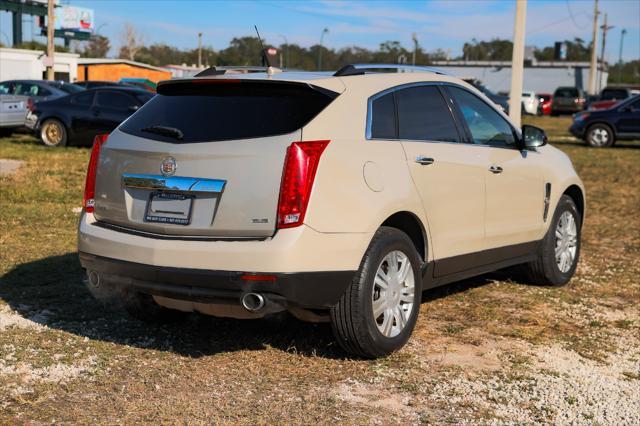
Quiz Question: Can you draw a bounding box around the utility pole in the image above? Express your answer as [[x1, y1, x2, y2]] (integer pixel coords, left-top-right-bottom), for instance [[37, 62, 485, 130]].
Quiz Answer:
[[279, 34, 289, 68], [587, 0, 600, 95], [618, 28, 627, 83], [598, 14, 614, 92], [412, 33, 418, 66], [197, 32, 202, 68], [317, 28, 328, 71], [46, 0, 55, 81], [509, 0, 526, 127]]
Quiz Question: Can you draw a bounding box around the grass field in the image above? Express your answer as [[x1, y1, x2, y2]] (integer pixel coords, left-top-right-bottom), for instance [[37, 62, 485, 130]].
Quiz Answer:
[[1, 116, 638, 424]]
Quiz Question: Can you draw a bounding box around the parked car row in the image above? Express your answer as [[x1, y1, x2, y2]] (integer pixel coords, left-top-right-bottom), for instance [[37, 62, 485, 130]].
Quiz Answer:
[[26, 86, 154, 146], [0, 79, 155, 145]]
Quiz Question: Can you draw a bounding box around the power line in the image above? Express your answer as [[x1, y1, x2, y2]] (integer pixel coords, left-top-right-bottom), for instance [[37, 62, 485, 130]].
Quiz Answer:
[[566, 0, 588, 29]]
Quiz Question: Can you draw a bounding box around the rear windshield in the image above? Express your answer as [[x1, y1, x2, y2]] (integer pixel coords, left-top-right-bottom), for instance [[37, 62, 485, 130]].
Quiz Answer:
[[119, 81, 338, 143], [600, 89, 628, 100], [554, 87, 579, 98]]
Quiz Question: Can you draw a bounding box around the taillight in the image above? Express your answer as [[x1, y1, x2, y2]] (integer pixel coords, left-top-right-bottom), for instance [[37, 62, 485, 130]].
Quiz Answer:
[[277, 140, 330, 229], [82, 134, 109, 213], [26, 98, 34, 112]]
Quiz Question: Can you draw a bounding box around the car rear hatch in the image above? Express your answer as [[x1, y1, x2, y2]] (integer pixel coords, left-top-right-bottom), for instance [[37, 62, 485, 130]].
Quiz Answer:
[[92, 77, 341, 238]]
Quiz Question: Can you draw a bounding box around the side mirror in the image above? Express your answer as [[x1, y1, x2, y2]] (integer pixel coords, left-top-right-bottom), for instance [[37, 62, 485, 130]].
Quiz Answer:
[[522, 124, 547, 149]]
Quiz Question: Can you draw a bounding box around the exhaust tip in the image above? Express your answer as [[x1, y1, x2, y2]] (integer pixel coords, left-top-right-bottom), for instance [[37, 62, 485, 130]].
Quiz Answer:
[[87, 270, 100, 288], [241, 292, 265, 312]]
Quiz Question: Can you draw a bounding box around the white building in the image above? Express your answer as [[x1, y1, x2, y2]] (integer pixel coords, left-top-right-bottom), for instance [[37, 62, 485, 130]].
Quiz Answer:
[[161, 64, 204, 78], [431, 60, 609, 95], [0, 48, 79, 82]]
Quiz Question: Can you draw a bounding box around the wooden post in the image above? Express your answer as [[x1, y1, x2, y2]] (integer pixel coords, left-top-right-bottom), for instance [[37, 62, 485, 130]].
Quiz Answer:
[[46, 0, 55, 81]]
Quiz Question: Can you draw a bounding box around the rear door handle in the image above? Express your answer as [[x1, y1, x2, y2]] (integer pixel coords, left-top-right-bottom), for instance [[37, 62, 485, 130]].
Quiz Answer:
[[415, 156, 435, 165], [489, 165, 503, 174]]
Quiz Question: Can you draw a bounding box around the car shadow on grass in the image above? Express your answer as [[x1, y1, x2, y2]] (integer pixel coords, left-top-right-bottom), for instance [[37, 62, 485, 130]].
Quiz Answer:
[[1, 252, 531, 360]]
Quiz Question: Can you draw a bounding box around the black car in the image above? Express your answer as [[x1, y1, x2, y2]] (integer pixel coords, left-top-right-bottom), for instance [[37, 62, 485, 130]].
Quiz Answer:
[[26, 87, 154, 147], [569, 95, 640, 148]]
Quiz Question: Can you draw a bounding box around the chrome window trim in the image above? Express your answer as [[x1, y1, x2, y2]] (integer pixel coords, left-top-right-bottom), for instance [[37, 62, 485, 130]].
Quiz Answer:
[[365, 81, 521, 149], [122, 174, 226, 194]]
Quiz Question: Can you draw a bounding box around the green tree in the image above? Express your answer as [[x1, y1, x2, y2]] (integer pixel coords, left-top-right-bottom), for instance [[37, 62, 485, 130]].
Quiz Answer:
[[608, 60, 640, 85], [534, 38, 592, 61], [16, 40, 69, 53], [462, 38, 512, 61], [81, 35, 110, 58]]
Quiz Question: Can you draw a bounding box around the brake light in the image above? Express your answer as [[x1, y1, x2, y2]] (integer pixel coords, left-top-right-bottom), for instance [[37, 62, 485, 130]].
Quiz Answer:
[[277, 140, 330, 229], [26, 98, 34, 112], [82, 134, 109, 213]]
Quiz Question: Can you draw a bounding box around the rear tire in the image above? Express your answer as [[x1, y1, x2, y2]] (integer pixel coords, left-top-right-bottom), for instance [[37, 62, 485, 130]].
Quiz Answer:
[[526, 195, 581, 286], [121, 291, 188, 323], [330, 227, 422, 358], [40, 119, 67, 147], [585, 123, 614, 148]]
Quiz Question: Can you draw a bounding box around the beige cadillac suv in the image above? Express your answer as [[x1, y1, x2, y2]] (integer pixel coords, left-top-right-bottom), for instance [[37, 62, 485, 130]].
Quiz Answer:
[[78, 64, 585, 358]]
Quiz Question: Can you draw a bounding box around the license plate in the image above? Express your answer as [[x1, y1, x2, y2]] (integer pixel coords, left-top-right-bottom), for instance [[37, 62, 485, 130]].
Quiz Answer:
[[144, 192, 194, 225]]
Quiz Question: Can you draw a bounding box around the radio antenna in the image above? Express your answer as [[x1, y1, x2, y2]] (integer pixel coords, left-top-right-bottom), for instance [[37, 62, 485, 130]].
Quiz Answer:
[[254, 25, 271, 69]]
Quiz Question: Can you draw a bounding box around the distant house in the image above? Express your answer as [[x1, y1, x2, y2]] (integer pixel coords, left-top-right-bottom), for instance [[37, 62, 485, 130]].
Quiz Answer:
[[0, 47, 79, 82], [162, 64, 204, 78], [76, 58, 171, 83]]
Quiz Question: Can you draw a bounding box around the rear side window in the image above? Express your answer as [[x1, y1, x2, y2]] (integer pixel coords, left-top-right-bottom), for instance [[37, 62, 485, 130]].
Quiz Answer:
[[71, 91, 95, 106], [120, 81, 338, 143], [395, 86, 459, 142], [370, 92, 396, 139], [97, 91, 137, 109]]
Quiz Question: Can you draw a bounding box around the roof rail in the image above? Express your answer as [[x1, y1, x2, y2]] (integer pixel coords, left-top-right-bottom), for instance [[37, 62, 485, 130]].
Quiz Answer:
[[333, 64, 448, 77], [195, 65, 283, 77]]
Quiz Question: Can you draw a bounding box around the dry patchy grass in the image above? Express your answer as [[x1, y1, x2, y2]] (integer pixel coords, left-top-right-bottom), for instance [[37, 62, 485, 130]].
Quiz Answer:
[[1, 119, 639, 424]]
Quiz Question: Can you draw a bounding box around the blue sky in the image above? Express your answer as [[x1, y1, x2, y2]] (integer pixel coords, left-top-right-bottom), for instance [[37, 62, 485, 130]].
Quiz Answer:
[[2, 0, 638, 62]]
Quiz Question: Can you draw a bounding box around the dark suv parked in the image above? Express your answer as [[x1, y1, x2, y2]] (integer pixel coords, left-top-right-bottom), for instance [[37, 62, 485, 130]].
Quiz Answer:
[[551, 87, 585, 116], [569, 95, 640, 147]]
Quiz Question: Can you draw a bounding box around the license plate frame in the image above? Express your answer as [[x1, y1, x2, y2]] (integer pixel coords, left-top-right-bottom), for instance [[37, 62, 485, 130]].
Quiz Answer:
[[144, 191, 194, 226]]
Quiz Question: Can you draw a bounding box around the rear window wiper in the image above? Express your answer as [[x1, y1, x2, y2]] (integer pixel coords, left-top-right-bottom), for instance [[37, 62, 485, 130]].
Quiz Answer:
[[140, 125, 184, 140]]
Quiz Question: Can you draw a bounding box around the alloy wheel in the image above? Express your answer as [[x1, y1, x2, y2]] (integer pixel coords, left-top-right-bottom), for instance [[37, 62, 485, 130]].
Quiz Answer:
[[589, 127, 610, 147], [371, 250, 415, 338], [42, 121, 63, 146], [555, 211, 578, 273]]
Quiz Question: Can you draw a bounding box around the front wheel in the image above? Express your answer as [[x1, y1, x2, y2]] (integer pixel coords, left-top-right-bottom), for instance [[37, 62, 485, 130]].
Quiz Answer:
[[330, 227, 423, 358], [585, 123, 614, 148], [526, 195, 581, 286]]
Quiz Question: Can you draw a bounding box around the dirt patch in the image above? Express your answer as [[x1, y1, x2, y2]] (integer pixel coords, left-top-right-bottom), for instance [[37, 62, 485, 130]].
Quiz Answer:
[[0, 159, 23, 176], [0, 305, 49, 332]]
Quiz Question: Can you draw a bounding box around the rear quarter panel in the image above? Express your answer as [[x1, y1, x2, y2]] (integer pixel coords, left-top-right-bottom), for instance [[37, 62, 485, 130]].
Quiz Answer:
[[301, 78, 432, 258]]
